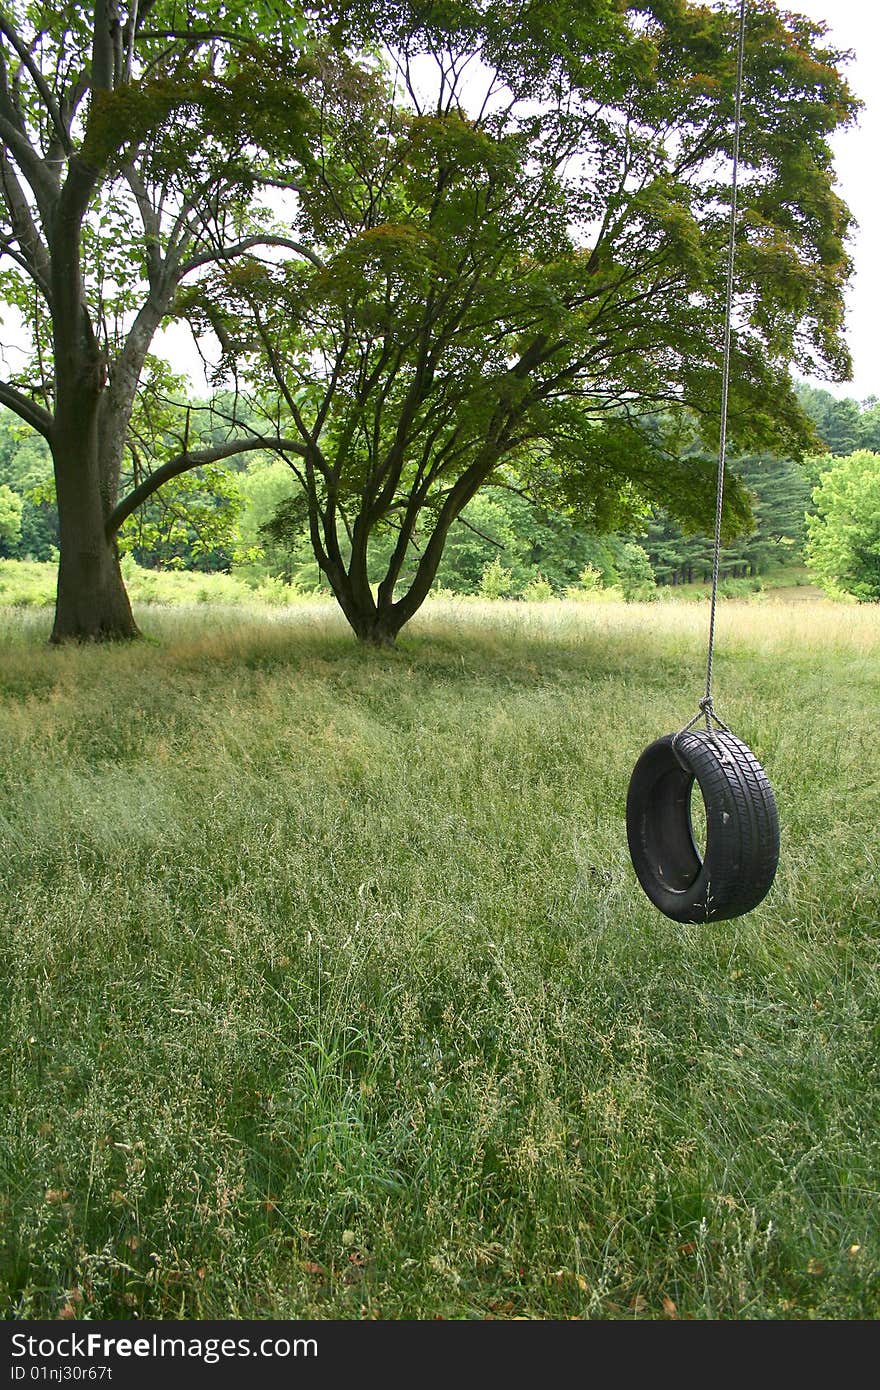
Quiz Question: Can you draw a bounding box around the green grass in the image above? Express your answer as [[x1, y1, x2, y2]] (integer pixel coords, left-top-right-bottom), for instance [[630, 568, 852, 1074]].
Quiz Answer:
[[0, 557, 824, 611], [0, 558, 302, 609], [0, 596, 878, 1320]]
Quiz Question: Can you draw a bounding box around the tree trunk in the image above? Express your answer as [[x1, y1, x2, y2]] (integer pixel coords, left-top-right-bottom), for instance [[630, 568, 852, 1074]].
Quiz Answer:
[[317, 551, 402, 647], [351, 606, 402, 647], [50, 414, 139, 643], [44, 147, 146, 642], [52, 534, 137, 643]]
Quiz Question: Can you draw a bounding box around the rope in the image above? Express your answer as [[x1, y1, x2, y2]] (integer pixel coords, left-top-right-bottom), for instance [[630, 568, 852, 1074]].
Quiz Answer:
[[676, 0, 747, 753]]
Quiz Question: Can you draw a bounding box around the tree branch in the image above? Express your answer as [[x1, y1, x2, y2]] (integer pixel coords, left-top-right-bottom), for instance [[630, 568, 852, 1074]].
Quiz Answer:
[[0, 17, 71, 154], [136, 29, 256, 43], [91, 0, 120, 95], [122, 161, 162, 283], [105, 434, 307, 537], [177, 235, 325, 278], [0, 148, 52, 298], [0, 110, 59, 215], [0, 378, 53, 437]]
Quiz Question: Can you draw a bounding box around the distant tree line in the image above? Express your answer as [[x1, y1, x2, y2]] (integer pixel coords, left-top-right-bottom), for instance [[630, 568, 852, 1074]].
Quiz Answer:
[[2, 384, 877, 598], [636, 387, 880, 587]]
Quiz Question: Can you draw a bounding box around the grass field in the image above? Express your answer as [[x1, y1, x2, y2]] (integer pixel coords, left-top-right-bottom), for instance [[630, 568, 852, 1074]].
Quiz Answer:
[[1, 594, 878, 1320]]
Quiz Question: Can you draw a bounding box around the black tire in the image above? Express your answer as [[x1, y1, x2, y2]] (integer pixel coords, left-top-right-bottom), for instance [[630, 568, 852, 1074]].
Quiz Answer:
[[626, 730, 779, 923]]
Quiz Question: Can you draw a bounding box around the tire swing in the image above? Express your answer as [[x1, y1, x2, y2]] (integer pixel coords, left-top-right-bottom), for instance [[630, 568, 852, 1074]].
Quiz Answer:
[[626, 0, 779, 924]]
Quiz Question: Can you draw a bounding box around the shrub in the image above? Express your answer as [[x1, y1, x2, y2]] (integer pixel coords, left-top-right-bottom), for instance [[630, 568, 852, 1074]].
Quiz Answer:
[[616, 542, 657, 602], [479, 556, 515, 599], [0, 559, 55, 607], [521, 574, 554, 602]]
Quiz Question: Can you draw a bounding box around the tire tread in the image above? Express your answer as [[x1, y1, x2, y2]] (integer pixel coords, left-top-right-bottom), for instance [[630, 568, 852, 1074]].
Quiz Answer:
[[627, 729, 779, 923]]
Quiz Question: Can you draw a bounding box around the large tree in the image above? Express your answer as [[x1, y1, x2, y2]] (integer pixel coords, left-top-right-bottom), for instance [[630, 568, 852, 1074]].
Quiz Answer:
[[181, 0, 858, 644], [0, 0, 319, 638]]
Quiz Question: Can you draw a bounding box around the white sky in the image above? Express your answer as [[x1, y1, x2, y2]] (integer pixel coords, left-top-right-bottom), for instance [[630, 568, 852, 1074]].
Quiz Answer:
[[791, 0, 879, 401]]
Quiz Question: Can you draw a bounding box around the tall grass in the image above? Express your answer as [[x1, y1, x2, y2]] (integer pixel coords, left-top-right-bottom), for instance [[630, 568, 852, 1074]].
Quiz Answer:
[[0, 596, 877, 1319], [0, 558, 304, 610]]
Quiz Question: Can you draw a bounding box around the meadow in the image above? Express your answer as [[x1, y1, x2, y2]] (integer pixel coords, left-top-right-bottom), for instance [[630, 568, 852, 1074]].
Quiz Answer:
[[0, 589, 878, 1319]]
